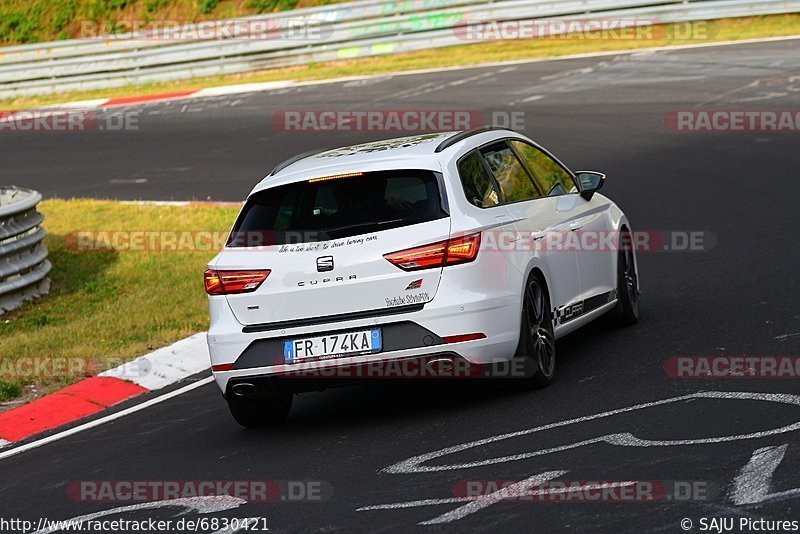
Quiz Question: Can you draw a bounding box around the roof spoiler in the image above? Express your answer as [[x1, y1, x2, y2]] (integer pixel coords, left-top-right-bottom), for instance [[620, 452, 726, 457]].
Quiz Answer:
[[270, 149, 325, 176], [434, 126, 513, 153]]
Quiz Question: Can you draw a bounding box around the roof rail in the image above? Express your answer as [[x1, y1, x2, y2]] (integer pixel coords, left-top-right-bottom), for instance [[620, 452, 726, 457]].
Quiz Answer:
[[270, 149, 325, 175], [434, 126, 513, 153]]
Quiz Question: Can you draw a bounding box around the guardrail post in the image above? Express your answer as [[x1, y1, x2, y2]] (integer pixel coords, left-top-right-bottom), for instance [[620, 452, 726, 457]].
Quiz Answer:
[[0, 186, 51, 315]]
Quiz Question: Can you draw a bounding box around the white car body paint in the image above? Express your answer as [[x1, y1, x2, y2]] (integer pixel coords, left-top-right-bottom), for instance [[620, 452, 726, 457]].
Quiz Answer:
[[0, 439, 9, 448], [207, 129, 634, 396]]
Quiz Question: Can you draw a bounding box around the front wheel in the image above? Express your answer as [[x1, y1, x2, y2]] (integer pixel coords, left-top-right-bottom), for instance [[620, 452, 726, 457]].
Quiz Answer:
[[227, 394, 293, 427], [515, 276, 556, 388]]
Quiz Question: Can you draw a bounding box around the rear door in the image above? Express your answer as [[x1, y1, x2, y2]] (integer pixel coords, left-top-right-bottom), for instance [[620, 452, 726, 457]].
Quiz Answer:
[[215, 169, 451, 326], [510, 140, 615, 301], [478, 140, 581, 312]]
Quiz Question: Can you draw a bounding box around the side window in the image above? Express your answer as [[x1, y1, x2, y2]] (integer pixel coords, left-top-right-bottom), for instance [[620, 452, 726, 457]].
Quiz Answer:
[[510, 140, 576, 197], [457, 151, 500, 208], [480, 142, 540, 203]]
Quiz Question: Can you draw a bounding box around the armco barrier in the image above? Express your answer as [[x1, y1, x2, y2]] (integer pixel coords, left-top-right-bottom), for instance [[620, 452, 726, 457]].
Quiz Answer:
[[0, 187, 50, 315], [0, 0, 798, 98]]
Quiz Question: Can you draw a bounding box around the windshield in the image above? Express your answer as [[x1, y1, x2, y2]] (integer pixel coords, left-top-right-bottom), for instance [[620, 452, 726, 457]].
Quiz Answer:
[[227, 169, 447, 247]]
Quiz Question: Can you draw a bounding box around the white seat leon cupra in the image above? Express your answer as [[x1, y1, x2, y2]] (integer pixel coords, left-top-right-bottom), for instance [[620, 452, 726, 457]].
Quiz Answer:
[[205, 127, 639, 426]]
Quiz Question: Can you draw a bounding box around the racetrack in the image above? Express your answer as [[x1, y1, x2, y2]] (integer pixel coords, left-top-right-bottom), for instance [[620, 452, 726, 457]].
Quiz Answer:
[[1, 38, 800, 532]]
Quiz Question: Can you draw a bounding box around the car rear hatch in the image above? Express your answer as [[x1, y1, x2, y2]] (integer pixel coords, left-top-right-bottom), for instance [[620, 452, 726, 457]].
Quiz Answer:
[[214, 169, 454, 327]]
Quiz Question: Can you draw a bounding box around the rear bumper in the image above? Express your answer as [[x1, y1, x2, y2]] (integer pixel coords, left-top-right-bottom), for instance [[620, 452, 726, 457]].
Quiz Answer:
[[223, 352, 480, 398], [207, 285, 521, 394]]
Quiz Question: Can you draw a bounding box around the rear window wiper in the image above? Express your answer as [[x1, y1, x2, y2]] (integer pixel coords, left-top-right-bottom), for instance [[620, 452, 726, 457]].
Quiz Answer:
[[321, 218, 405, 237]]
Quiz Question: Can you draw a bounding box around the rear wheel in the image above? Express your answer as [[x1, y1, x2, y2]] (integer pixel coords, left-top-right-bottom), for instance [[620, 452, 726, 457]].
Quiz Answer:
[[615, 229, 639, 325], [515, 275, 556, 388], [227, 394, 293, 427]]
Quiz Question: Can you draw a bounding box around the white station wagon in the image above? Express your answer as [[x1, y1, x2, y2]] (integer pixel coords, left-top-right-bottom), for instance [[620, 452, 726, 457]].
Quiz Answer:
[[205, 128, 639, 426]]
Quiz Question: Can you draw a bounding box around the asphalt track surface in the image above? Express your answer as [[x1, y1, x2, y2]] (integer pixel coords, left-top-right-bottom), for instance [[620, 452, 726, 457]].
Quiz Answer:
[[2, 39, 800, 533]]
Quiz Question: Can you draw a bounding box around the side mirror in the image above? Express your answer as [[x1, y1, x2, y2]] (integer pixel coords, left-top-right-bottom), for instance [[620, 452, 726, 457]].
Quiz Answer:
[[576, 171, 606, 201]]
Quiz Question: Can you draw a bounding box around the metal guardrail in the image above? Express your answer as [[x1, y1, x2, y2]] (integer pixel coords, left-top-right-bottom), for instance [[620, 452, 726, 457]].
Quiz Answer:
[[0, 187, 50, 315], [0, 0, 798, 98]]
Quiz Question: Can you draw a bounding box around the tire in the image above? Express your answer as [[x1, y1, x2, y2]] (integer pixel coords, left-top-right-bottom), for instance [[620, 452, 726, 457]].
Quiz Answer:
[[227, 394, 293, 427], [615, 229, 639, 326], [514, 274, 556, 388]]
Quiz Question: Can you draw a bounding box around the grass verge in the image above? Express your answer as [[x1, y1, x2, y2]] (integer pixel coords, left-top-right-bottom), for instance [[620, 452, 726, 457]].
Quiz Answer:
[[2, 14, 800, 111], [0, 0, 346, 45], [0, 199, 239, 402]]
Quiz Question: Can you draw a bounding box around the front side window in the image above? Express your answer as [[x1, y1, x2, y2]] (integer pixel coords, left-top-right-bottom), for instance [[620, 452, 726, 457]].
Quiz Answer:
[[480, 142, 540, 203], [457, 151, 500, 208], [228, 169, 447, 246], [510, 140, 576, 197]]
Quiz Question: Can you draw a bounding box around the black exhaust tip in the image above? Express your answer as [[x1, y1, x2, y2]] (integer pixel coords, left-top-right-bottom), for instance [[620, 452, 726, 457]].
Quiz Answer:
[[231, 382, 257, 397]]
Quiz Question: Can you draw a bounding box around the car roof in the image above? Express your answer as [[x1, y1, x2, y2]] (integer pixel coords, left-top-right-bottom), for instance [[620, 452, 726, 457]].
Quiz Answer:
[[249, 128, 524, 194]]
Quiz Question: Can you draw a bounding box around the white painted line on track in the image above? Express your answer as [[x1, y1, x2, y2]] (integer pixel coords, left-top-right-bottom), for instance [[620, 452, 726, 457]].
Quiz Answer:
[[0, 376, 214, 462], [384, 391, 800, 474], [422, 476, 630, 525], [731, 444, 788, 505], [193, 81, 293, 97], [358, 473, 644, 525], [422, 472, 564, 525], [729, 443, 800, 505]]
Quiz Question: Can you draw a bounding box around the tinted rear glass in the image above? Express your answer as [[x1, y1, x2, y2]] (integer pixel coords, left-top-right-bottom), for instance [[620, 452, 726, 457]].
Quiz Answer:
[[228, 170, 447, 247], [458, 151, 500, 208]]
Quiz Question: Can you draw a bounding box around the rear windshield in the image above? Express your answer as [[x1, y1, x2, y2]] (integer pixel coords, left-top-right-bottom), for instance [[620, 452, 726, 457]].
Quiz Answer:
[[228, 169, 447, 247]]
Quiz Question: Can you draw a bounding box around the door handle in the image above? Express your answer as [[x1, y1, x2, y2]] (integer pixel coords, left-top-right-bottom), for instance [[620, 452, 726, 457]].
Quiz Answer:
[[569, 221, 583, 231], [532, 231, 546, 241]]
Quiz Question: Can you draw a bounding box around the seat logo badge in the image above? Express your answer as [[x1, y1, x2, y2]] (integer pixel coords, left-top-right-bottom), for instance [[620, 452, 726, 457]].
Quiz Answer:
[[317, 255, 334, 272]]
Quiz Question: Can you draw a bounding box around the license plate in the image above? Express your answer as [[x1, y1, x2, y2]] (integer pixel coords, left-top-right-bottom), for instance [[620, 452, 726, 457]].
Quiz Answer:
[[284, 329, 382, 363]]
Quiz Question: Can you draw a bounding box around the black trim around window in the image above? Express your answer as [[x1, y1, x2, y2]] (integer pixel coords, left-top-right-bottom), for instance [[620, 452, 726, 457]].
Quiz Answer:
[[454, 136, 580, 209], [507, 139, 580, 196]]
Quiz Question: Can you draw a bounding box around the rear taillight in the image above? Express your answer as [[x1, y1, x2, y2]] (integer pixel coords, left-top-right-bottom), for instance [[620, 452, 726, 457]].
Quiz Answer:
[[204, 269, 271, 295], [384, 232, 481, 271]]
